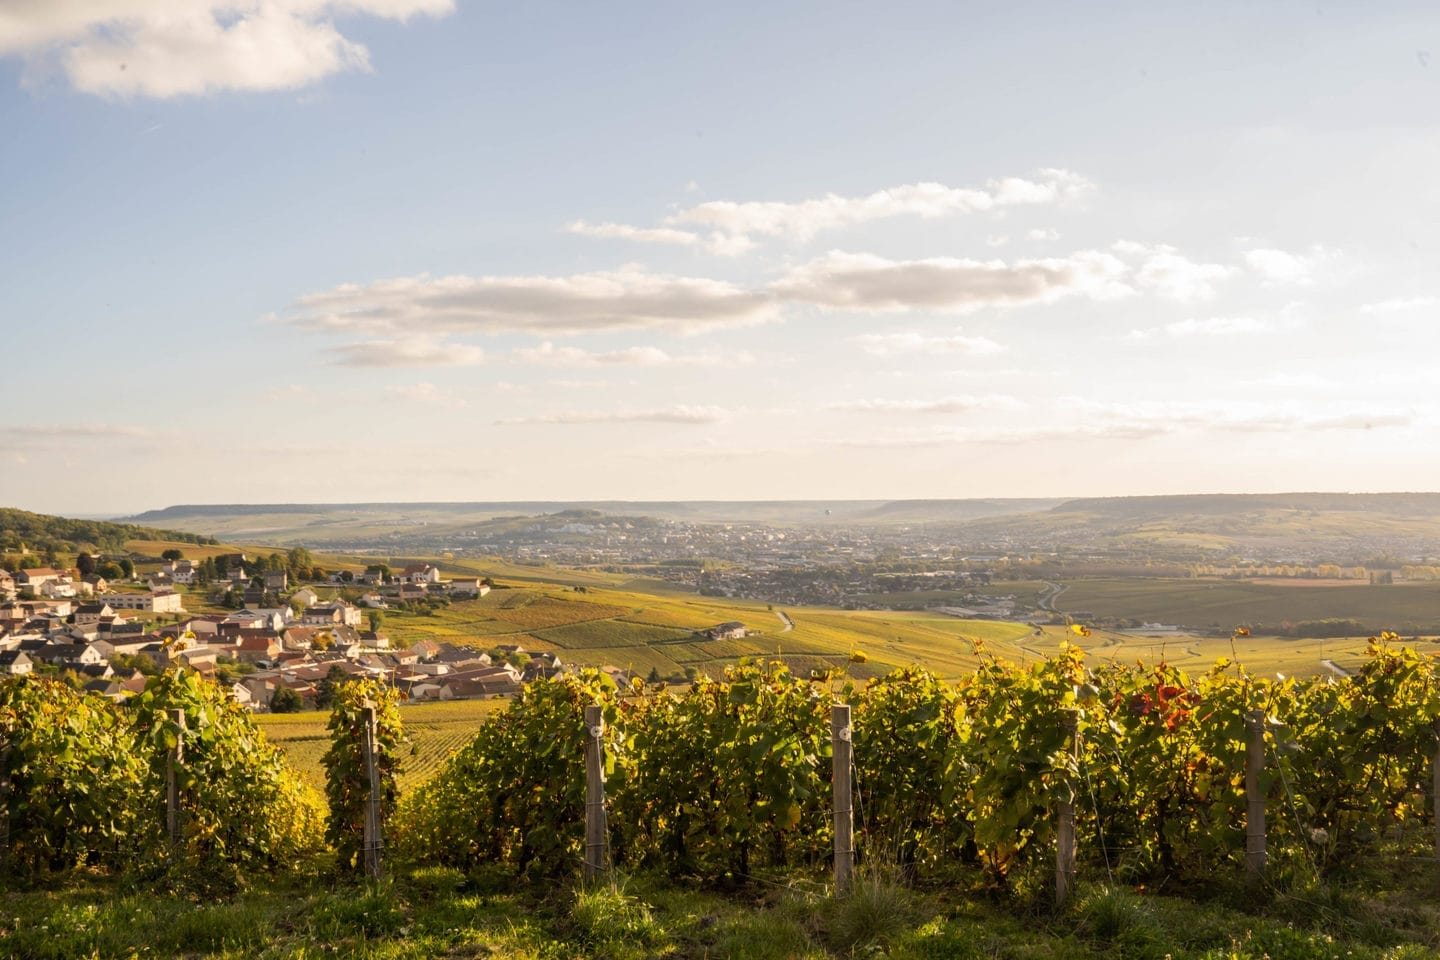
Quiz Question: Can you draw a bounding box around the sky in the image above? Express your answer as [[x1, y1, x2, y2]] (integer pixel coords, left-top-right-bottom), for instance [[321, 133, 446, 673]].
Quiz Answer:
[[1, 1, 1438, 516]]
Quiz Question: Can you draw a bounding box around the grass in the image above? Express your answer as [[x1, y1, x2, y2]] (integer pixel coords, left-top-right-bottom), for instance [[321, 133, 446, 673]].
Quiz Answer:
[[3, 867, 1437, 960]]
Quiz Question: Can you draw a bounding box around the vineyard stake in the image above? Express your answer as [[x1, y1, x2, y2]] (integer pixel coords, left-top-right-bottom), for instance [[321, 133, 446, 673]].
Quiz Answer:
[[1244, 709, 1266, 884], [361, 704, 383, 879], [0, 739, 11, 871], [583, 703, 608, 882], [832, 703, 855, 895], [166, 709, 185, 848], [1432, 718, 1440, 890], [1056, 708, 1079, 908]]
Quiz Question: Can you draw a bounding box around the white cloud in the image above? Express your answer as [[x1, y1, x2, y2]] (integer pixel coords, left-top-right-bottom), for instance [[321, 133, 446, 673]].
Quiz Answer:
[[495, 405, 731, 426], [851, 330, 1005, 357], [510, 341, 756, 367], [1244, 246, 1336, 285], [772, 249, 1131, 312], [829, 395, 1022, 414], [330, 338, 485, 367], [0, 1, 453, 98], [385, 381, 467, 407], [1028, 228, 1060, 242], [1125, 316, 1272, 341], [570, 170, 1094, 255], [564, 220, 701, 247], [1114, 241, 1233, 301], [288, 266, 778, 338], [1360, 295, 1438, 314]]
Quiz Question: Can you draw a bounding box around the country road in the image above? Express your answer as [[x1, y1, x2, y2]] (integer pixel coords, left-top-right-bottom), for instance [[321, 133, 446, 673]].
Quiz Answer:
[[1038, 581, 1068, 612], [1321, 659, 1351, 678], [776, 610, 793, 632]]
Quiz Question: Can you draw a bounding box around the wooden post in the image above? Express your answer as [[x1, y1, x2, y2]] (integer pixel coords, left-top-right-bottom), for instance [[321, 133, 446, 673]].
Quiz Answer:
[[832, 704, 855, 895], [1056, 708, 1079, 908], [166, 709, 185, 847], [1432, 719, 1440, 890], [0, 739, 11, 871], [361, 704, 383, 879], [1245, 709, 1266, 884], [583, 704, 608, 882]]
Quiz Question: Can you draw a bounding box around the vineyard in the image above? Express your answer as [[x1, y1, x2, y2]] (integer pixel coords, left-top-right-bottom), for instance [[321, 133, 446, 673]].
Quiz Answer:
[[3, 635, 1440, 956]]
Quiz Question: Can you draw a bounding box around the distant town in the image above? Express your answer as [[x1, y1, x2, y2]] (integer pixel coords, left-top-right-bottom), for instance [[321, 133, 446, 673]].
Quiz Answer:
[[0, 553, 749, 712]]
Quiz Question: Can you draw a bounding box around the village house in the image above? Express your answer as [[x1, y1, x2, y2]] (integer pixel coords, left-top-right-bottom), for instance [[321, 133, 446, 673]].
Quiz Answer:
[[264, 570, 288, 592], [73, 602, 115, 626], [14, 568, 66, 594], [290, 587, 320, 608], [446, 578, 490, 598], [39, 577, 79, 600], [106, 591, 185, 614], [300, 601, 361, 628], [170, 560, 197, 585], [705, 621, 748, 641], [0, 650, 33, 675], [400, 563, 442, 584]]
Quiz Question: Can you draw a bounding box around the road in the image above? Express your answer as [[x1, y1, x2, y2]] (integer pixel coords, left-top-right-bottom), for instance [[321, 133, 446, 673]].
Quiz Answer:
[[776, 610, 793, 632], [1038, 581, 1068, 612]]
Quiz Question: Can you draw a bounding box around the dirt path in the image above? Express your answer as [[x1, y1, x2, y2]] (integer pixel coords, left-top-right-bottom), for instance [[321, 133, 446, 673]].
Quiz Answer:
[[776, 610, 793, 632]]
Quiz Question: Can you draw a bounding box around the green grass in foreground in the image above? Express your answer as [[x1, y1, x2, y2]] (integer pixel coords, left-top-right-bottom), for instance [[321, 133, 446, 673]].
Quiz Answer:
[[3, 865, 1438, 960]]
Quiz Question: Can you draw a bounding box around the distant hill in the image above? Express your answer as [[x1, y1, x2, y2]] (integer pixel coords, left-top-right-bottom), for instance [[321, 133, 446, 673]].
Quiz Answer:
[[0, 506, 218, 556], [1050, 492, 1440, 519], [121, 493, 1440, 562]]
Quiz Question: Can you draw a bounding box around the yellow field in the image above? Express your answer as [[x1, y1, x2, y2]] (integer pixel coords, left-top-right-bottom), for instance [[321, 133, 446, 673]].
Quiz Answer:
[[256, 697, 508, 793]]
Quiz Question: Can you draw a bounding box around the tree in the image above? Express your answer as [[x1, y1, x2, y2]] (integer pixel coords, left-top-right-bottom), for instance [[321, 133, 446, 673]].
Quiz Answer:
[[647, 666, 662, 684], [96, 562, 124, 580], [161, 549, 184, 562], [270, 686, 304, 713], [117, 557, 134, 579], [314, 664, 350, 710], [367, 609, 385, 633], [286, 547, 314, 582], [76, 552, 97, 577]]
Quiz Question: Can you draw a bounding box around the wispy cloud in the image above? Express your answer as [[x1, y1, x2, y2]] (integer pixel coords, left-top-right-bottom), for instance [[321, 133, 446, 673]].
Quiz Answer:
[[1244, 245, 1337, 286], [288, 267, 778, 338], [1360, 295, 1438, 314], [0, 1, 454, 98], [564, 220, 702, 247], [829, 395, 1022, 414], [0, 424, 148, 442], [1114, 241, 1233, 301], [385, 382, 468, 408], [820, 401, 1413, 448], [330, 338, 484, 367], [772, 249, 1131, 312], [1125, 315, 1272, 341], [568, 170, 1095, 255], [851, 330, 1005, 357], [510, 341, 757, 367], [495, 405, 731, 426]]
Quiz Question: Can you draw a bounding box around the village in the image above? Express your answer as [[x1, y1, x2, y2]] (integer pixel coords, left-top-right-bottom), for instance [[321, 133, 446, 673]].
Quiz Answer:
[[0, 557, 747, 711]]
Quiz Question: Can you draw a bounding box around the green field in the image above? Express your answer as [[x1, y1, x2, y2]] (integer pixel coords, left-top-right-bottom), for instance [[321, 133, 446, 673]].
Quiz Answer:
[[1055, 577, 1440, 632]]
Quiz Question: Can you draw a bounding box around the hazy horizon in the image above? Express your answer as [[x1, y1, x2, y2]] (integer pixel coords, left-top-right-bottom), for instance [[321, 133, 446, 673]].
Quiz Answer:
[[4, 2, 1437, 515]]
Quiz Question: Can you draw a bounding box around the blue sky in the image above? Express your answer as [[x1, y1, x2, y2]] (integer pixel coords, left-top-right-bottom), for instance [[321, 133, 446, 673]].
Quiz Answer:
[[2, 1, 1438, 515]]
